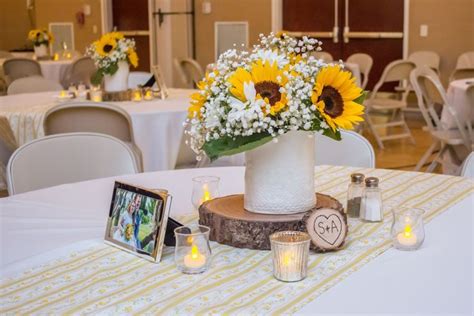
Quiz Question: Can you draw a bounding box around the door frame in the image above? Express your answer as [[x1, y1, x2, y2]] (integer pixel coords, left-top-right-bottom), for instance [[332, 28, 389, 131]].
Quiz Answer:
[[271, 0, 410, 58]]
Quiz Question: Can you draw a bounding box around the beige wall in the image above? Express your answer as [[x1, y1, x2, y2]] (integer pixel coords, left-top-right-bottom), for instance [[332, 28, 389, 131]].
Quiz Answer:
[[194, 0, 272, 68], [0, 0, 33, 51], [409, 0, 474, 84], [35, 0, 103, 54]]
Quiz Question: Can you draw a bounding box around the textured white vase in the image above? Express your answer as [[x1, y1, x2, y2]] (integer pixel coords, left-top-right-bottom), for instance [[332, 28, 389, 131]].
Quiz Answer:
[[34, 44, 48, 59], [104, 61, 130, 92], [244, 130, 316, 214]]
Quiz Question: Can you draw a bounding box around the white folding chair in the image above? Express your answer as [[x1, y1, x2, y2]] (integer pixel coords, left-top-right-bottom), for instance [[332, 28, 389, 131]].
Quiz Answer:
[[7, 133, 139, 195], [43, 102, 144, 172], [311, 51, 334, 63], [128, 71, 157, 89], [315, 130, 375, 168], [365, 60, 416, 149], [460, 152, 474, 179], [408, 51, 440, 74], [2, 58, 42, 84], [410, 66, 473, 172], [346, 53, 373, 89], [456, 51, 474, 69], [62, 56, 96, 87], [7, 76, 63, 95], [174, 58, 204, 88]]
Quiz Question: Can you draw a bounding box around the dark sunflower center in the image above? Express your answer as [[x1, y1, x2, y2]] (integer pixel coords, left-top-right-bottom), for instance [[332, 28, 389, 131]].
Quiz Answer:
[[318, 86, 344, 118], [103, 44, 114, 53], [254, 81, 281, 106]]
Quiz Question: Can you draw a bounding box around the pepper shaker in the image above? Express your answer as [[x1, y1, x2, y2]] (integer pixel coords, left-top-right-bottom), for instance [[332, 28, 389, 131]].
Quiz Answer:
[[346, 173, 365, 218], [360, 177, 383, 222]]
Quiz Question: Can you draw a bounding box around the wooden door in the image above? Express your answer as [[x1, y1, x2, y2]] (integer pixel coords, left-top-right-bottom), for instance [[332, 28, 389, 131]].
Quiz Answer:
[[112, 0, 151, 72], [283, 0, 404, 90]]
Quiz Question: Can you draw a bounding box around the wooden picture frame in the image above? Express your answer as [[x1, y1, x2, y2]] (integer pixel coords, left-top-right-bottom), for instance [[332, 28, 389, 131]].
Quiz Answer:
[[104, 181, 172, 262]]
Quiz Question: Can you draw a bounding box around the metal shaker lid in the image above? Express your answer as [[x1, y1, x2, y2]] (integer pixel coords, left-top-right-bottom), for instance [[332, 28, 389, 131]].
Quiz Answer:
[[365, 177, 379, 188], [350, 173, 365, 184]]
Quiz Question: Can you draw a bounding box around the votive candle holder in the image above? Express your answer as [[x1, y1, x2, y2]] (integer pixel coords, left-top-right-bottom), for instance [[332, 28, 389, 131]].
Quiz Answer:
[[391, 207, 425, 251], [270, 231, 311, 282], [191, 176, 220, 211], [174, 225, 212, 274]]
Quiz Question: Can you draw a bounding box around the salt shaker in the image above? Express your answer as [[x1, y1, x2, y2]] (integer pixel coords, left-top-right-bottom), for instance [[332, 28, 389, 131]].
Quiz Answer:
[[346, 173, 365, 218], [360, 177, 383, 222]]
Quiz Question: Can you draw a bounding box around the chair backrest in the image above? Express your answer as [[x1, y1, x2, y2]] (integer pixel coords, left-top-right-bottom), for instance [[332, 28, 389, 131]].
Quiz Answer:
[[346, 53, 373, 89], [7, 132, 139, 195], [408, 51, 440, 74], [177, 58, 204, 86], [315, 130, 375, 168], [2, 58, 42, 83], [7, 76, 63, 95], [312, 51, 334, 63], [43, 102, 134, 142], [456, 51, 474, 69], [449, 68, 474, 82], [128, 71, 156, 89], [460, 152, 474, 179], [63, 56, 96, 87], [371, 60, 416, 101], [410, 66, 471, 147]]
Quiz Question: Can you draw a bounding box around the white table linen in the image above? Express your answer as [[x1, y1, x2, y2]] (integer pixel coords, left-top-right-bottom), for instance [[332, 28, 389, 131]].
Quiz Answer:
[[0, 89, 192, 171], [38, 60, 73, 84], [1, 166, 472, 314], [441, 78, 474, 129]]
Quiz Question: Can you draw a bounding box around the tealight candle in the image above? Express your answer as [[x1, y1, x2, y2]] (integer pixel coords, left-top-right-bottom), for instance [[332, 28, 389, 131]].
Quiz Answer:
[[53, 53, 59, 61], [391, 207, 425, 251], [132, 89, 143, 101], [183, 245, 206, 269], [143, 88, 154, 100], [90, 89, 103, 102], [59, 90, 68, 98], [175, 225, 211, 274], [191, 176, 220, 211], [396, 224, 417, 247]]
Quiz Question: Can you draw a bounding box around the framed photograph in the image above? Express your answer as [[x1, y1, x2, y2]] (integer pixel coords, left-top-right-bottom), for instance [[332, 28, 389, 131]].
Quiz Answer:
[[104, 182, 172, 263]]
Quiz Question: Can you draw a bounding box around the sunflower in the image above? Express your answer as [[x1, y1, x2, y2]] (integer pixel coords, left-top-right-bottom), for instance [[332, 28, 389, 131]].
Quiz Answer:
[[311, 65, 364, 131], [228, 60, 288, 116], [188, 71, 216, 119], [127, 48, 139, 68], [124, 224, 133, 241], [95, 34, 117, 57]]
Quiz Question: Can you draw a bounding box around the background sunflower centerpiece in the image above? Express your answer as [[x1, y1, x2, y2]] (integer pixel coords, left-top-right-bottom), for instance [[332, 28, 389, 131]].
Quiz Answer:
[[87, 32, 138, 92], [187, 32, 366, 215], [28, 29, 54, 59]]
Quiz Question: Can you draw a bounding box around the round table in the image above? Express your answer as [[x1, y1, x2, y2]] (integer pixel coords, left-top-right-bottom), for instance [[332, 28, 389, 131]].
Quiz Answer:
[[38, 60, 74, 84], [441, 78, 474, 129], [0, 89, 192, 171], [1, 166, 472, 314]]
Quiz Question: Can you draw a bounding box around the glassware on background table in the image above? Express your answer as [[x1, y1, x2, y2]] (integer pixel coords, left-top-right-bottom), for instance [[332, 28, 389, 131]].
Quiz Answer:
[[143, 87, 154, 100], [174, 225, 212, 274], [391, 207, 425, 251], [191, 176, 220, 211], [90, 85, 102, 102], [132, 87, 143, 101], [270, 231, 311, 282], [360, 177, 383, 222]]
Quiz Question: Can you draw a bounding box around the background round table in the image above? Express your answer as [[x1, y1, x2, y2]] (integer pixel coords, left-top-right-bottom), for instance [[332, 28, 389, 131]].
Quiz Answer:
[[38, 60, 74, 84], [441, 78, 474, 129]]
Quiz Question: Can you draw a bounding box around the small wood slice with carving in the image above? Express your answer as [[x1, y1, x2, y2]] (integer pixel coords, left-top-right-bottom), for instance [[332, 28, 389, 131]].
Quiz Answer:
[[304, 208, 347, 252], [198, 193, 343, 250]]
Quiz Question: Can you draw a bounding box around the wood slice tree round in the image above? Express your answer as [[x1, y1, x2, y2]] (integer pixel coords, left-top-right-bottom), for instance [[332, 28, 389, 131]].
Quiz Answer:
[[198, 193, 347, 251]]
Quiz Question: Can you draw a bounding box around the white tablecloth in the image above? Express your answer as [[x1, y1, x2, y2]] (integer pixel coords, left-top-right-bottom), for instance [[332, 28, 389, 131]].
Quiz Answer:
[[38, 60, 74, 84], [1, 166, 472, 314], [441, 78, 474, 129], [0, 89, 191, 171]]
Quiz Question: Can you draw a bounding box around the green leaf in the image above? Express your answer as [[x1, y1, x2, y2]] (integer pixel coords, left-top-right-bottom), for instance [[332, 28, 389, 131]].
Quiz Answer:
[[322, 128, 342, 141], [203, 133, 273, 161], [104, 62, 119, 76], [354, 91, 368, 105], [91, 70, 103, 86]]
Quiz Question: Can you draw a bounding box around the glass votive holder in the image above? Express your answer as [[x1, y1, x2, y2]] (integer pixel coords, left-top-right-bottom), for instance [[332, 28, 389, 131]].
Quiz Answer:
[[174, 225, 212, 274], [132, 88, 143, 101], [191, 176, 220, 211], [270, 231, 311, 282], [391, 207, 425, 251], [143, 87, 154, 100], [90, 86, 102, 102]]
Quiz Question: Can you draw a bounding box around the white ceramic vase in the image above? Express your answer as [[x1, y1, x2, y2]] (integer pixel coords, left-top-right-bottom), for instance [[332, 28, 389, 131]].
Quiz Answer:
[[34, 44, 49, 59], [244, 130, 316, 214], [104, 61, 130, 92]]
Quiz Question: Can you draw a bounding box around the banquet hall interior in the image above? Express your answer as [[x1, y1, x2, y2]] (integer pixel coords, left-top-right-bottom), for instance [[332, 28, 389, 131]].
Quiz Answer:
[[0, 0, 473, 314]]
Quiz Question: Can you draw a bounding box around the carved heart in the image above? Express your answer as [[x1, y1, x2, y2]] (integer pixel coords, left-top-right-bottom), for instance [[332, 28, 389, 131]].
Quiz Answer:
[[313, 214, 343, 246]]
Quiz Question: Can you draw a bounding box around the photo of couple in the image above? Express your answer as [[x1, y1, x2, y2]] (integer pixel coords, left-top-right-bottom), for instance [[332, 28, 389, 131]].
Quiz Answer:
[[108, 188, 163, 254]]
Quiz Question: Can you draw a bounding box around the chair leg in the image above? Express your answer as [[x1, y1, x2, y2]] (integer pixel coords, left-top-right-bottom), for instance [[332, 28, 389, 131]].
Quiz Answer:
[[427, 145, 447, 173], [414, 141, 439, 171], [365, 113, 385, 149], [400, 111, 415, 145]]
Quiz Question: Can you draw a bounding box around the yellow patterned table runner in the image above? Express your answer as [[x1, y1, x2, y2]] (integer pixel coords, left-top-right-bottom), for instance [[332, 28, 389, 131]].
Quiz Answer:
[[1, 166, 473, 315]]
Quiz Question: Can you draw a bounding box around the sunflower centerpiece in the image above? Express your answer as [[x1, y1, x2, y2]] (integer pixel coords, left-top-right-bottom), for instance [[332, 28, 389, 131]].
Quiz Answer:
[[28, 29, 54, 59], [87, 32, 138, 92], [187, 32, 365, 214]]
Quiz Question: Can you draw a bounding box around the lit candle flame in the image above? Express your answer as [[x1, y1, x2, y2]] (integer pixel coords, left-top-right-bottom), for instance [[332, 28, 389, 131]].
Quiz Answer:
[[191, 245, 200, 259], [202, 184, 211, 202], [403, 224, 412, 238]]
